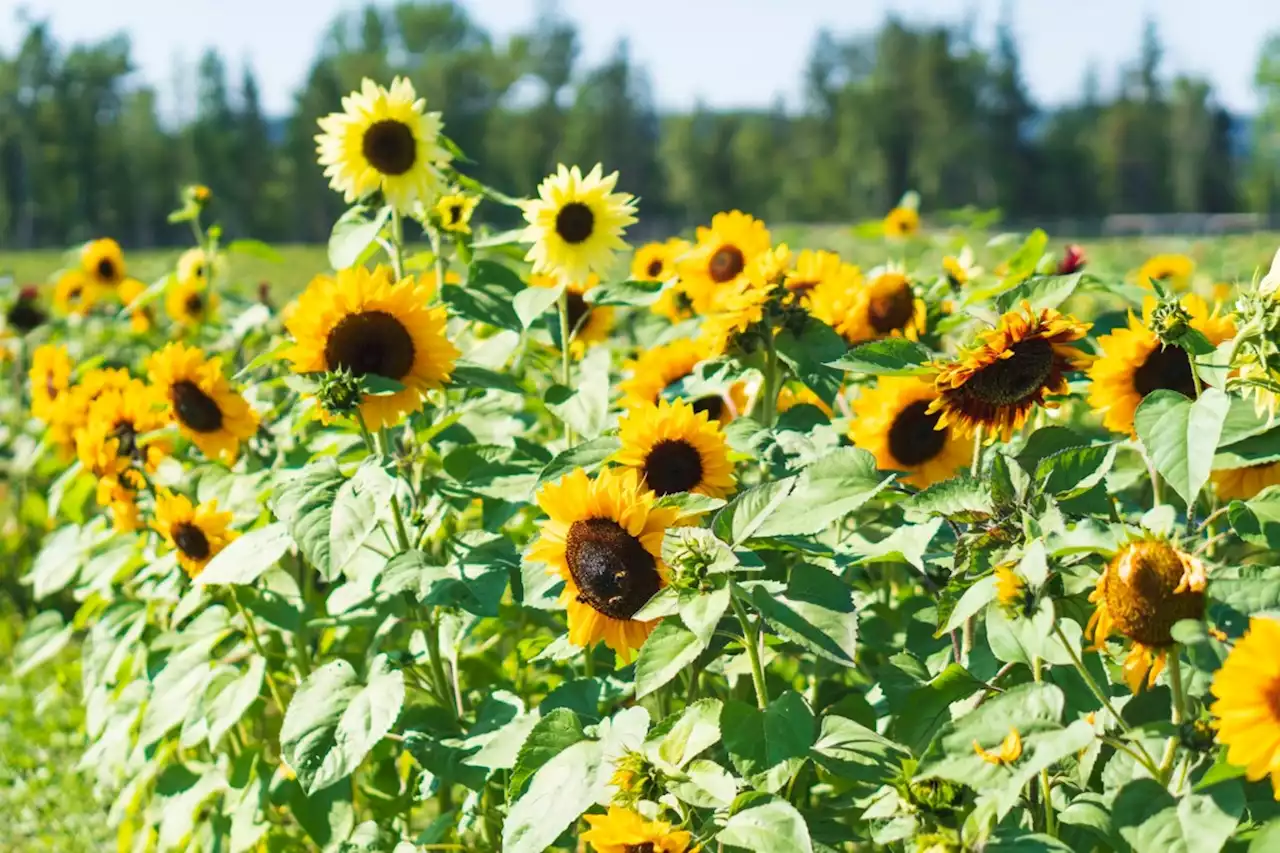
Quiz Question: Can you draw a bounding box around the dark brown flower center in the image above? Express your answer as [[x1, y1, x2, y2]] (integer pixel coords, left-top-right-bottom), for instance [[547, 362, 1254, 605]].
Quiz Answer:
[[788, 279, 819, 294], [192, 263, 206, 281], [566, 292, 590, 335], [555, 202, 595, 244], [324, 310, 416, 381], [964, 337, 1055, 406], [887, 400, 948, 466], [111, 420, 138, 459], [709, 246, 745, 283], [692, 395, 725, 421], [643, 438, 704, 496], [449, 204, 463, 224], [1104, 542, 1204, 647], [565, 518, 661, 620], [97, 258, 118, 282], [868, 279, 916, 334], [361, 119, 417, 176], [172, 521, 211, 560], [1133, 344, 1197, 400], [172, 380, 225, 433], [646, 259, 664, 278], [625, 845, 656, 853], [185, 292, 204, 317]]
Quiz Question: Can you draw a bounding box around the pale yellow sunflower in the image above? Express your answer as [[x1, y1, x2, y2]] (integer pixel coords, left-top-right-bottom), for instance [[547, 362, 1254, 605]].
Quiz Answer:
[[521, 163, 637, 283], [433, 192, 479, 234]]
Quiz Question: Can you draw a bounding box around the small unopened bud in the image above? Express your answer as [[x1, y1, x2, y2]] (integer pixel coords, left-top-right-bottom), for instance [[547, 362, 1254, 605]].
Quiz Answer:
[[316, 368, 364, 417], [1058, 244, 1087, 275], [1151, 299, 1193, 346]]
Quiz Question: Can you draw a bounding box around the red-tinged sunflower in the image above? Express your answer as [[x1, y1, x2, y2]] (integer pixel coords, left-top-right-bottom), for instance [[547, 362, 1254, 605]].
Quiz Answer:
[[1137, 254, 1194, 291], [166, 278, 219, 327], [785, 249, 860, 307], [581, 807, 693, 853], [1213, 462, 1280, 502], [1087, 294, 1235, 435], [1209, 616, 1280, 798], [614, 399, 736, 498], [527, 467, 679, 661], [928, 303, 1092, 442], [678, 210, 772, 314], [53, 270, 98, 317], [284, 265, 459, 429], [82, 238, 127, 288], [884, 206, 920, 238], [146, 343, 258, 462], [1086, 538, 1207, 692], [118, 278, 154, 333], [75, 380, 167, 478], [521, 163, 637, 283], [617, 338, 747, 423], [849, 376, 970, 488], [152, 490, 236, 578], [97, 469, 146, 534], [29, 344, 73, 423]]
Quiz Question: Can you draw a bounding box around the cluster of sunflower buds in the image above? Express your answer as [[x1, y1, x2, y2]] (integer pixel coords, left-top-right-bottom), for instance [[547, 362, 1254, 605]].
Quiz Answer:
[[1226, 277, 1280, 417]]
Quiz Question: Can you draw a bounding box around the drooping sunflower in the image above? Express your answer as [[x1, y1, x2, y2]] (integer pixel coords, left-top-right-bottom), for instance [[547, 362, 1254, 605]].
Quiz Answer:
[[1137, 254, 1194, 290], [146, 343, 258, 461], [152, 490, 236, 578], [118, 278, 153, 333], [29, 343, 73, 423], [849, 376, 970, 488], [884, 206, 920, 238], [580, 807, 693, 853], [1086, 538, 1207, 692], [97, 468, 147, 534], [785, 249, 860, 307], [285, 266, 458, 429], [75, 381, 167, 477], [527, 467, 679, 661], [1087, 294, 1235, 435], [833, 270, 926, 345], [521, 164, 637, 283], [1213, 462, 1280, 501], [316, 77, 451, 213], [678, 211, 772, 314], [166, 279, 219, 327], [82, 238, 127, 288], [700, 245, 788, 356], [929, 303, 1092, 442], [1209, 616, 1280, 798], [54, 270, 98, 317], [433, 191, 479, 234], [614, 399, 736, 498]]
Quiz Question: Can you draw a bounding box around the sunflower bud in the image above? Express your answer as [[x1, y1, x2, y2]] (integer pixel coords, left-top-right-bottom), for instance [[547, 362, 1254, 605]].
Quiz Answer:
[[609, 750, 665, 807], [1150, 298, 1194, 346], [1179, 718, 1216, 752], [316, 368, 364, 417]]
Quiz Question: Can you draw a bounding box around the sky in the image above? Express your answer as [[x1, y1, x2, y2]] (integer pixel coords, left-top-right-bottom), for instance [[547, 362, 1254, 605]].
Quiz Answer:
[[3, 0, 1278, 116]]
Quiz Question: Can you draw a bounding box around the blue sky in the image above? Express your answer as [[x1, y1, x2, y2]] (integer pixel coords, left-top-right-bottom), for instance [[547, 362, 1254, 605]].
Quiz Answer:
[[3, 0, 1278, 115]]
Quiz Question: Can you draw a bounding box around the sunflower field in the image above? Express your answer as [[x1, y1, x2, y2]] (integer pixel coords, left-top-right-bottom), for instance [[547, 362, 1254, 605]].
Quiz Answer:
[[6, 76, 1280, 853]]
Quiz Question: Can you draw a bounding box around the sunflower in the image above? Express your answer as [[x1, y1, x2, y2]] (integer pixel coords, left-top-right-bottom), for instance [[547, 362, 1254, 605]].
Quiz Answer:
[[82, 238, 126, 288], [1086, 538, 1207, 692], [54, 270, 98, 317], [522, 164, 637, 283], [973, 728, 1023, 766], [1210, 616, 1280, 798], [943, 247, 981, 289], [532, 274, 615, 359], [929, 303, 1091, 442], [994, 564, 1026, 609], [527, 467, 679, 661], [1213, 462, 1280, 501], [146, 343, 258, 461], [29, 344, 73, 423], [152, 490, 236, 578], [785, 249, 860, 308], [1087, 295, 1235, 435], [776, 383, 834, 418], [617, 339, 745, 422], [118, 278, 154, 333], [834, 270, 927, 345], [1137, 254, 1194, 290], [75, 380, 167, 477], [285, 266, 458, 429], [433, 191, 479, 234], [97, 469, 146, 534], [849, 376, 970, 488], [177, 247, 216, 287], [166, 278, 218, 327], [632, 238, 688, 283], [581, 807, 693, 853], [614, 399, 736, 498], [678, 211, 772, 314], [316, 77, 450, 213], [884, 206, 920, 238], [700, 245, 787, 356]]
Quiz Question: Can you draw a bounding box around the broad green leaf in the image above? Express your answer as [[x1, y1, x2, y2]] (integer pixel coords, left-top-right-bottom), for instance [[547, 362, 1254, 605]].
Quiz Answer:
[[718, 799, 814, 853], [207, 657, 265, 749], [513, 280, 564, 329], [506, 708, 585, 797], [810, 715, 909, 787], [536, 435, 620, 489], [226, 238, 283, 263], [1015, 426, 1091, 472], [450, 260, 524, 331], [886, 661, 985, 753], [653, 699, 723, 770], [1135, 388, 1231, 507], [750, 565, 857, 666], [752, 448, 895, 537], [328, 205, 390, 270], [1113, 777, 1242, 853], [828, 337, 934, 376], [635, 620, 705, 699], [545, 346, 610, 439], [14, 610, 73, 677], [775, 319, 847, 404], [449, 362, 523, 395], [722, 692, 815, 793], [197, 522, 292, 586], [329, 460, 397, 575], [1215, 426, 1280, 469], [139, 636, 222, 748], [1227, 489, 1280, 549], [679, 584, 730, 647], [271, 459, 344, 581], [1036, 443, 1117, 497], [586, 278, 664, 306], [903, 474, 993, 522], [714, 477, 797, 546], [994, 273, 1083, 313], [938, 575, 997, 635], [25, 524, 88, 600]]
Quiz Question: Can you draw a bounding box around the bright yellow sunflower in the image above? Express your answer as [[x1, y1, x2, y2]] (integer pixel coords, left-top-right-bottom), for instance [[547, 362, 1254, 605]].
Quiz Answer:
[[581, 807, 693, 853], [316, 77, 451, 213], [433, 192, 479, 234], [929, 303, 1092, 442], [776, 383, 834, 418], [97, 468, 146, 534], [700, 245, 788, 356], [1213, 462, 1280, 501], [1137, 254, 1194, 290], [1086, 538, 1207, 692], [884, 206, 920, 238], [836, 270, 927, 345], [54, 270, 98, 317], [146, 343, 258, 462], [166, 279, 219, 327], [614, 399, 736, 498], [29, 344, 73, 423], [82, 238, 127, 288], [617, 339, 745, 423], [118, 278, 154, 333], [784, 248, 859, 308], [994, 563, 1026, 610], [943, 247, 981, 289], [285, 265, 459, 429], [849, 376, 970, 488], [973, 728, 1023, 766], [527, 467, 679, 661], [632, 238, 688, 283], [1087, 294, 1235, 435], [1210, 616, 1280, 798], [75, 380, 167, 477], [152, 490, 236, 578], [678, 211, 772, 314], [521, 163, 637, 283]]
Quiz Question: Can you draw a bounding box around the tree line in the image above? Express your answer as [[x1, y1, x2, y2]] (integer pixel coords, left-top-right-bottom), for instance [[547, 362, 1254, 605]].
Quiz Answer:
[[2, 2, 1279, 249]]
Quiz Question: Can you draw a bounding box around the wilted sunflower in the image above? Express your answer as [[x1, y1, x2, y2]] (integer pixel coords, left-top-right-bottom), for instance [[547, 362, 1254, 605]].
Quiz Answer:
[[118, 278, 153, 333], [75, 381, 166, 477], [285, 266, 459, 429], [82, 238, 127, 288], [849, 376, 969, 488], [884, 206, 920, 238], [522, 164, 636, 283], [316, 77, 450, 213], [147, 343, 258, 461], [166, 279, 218, 327], [929, 303, 1091, 442], [54, 270, 98, 317], [1087, 295, 1235, 435], [581, 807, 693, 853], [973, 728, 1022, 766], [527, 467, 679, 661], [678, 210, 772, 314], [617, 339, 745, 423], [29, 344, 73, 423], [1137, 254, 1194, 290], [433, 191, 479, 234], [1087, 538, 1207, 692], [97, 469, 146, 534], [1213, 462, 1280, 501], [614, 399, 736, 498], [152, 490, 236, 578], [786, 249, 860, 307], [1210, 616, 1280, 798]]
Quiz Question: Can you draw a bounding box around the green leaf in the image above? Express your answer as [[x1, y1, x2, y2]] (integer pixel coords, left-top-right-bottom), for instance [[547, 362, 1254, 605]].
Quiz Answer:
[[14, 611, 73, 677], [1215, 425, 1280, 470], [903, 474, 993, 522], [545, 346, 611, 439], [810, 715, 908, 787], [718, 799, 814, 853], [653, 699, 723, 770], [1135, 388, 1231, 507], [139, 637, 220, 748], [196, 522, 292, 586], [750, 565, 857, 666], [329, 460, 397, 575], [828, 337, 934, 376], [714, 478, 798, 546], [679, 584, 730, 647], [634, 620, 706, 699], [271, 459, 344, 581], [886, 661, 985, 753], [535, 435, 620, 489], [585, 278, 664, 306], [513, 282, 563, 329], [226, 239, 284, 263], [1112, 777, 1242, 853], [447, 260, 524, 331], [1015, 426, 1091, 472], [206, 657, 265, 749], [329, 206, 390, 270], [752, 448, 895, 537], [1036, 443, 1117, 497], [449, 362, 523, 395], [25, 524, 88, 600], [775, 319, 848, 404], [280, 656, 405, 795], [722, 692, 815, 793], [994, 273, 1083, 313], [507, 708, 585, 797], [938, 575, 997, 635]]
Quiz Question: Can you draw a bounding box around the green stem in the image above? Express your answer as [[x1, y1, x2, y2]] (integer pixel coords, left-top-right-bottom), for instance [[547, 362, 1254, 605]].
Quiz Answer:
[[230, 588, 289, 718], [730, 588, 768, 710], [389, 207, 407, 280], [1146, 452, 1163, 508], [759, 331, 781, 428], [388, 494, 411, 553], [1041, 766, 1056, 836], [1159, 649, 1186, 781], [423, 611, 460, 720], [1051, 622, 1131, 734], [970, 424, 985, 476], [557, 288, 575, 446], [429, 224, 446, 303]]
